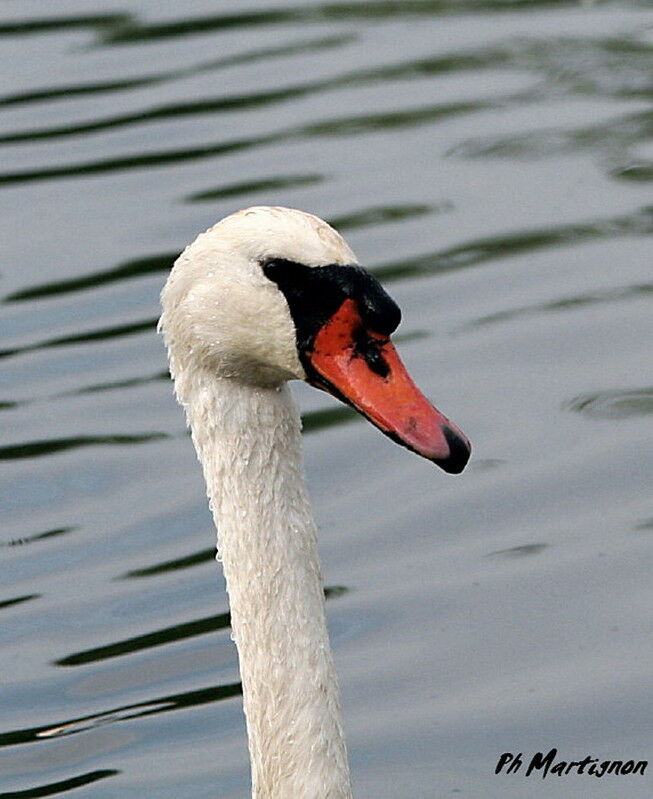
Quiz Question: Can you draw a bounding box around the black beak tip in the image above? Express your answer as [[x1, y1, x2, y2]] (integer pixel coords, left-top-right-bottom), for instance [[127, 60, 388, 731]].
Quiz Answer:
[[434, 426, 472, 474]]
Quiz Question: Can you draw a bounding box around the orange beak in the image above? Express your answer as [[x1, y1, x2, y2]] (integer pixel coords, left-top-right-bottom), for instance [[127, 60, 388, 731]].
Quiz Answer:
[[304, 299, 471, 473]]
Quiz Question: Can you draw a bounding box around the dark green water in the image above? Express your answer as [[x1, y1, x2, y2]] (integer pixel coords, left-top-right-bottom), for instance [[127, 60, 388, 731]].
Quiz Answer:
[[1, 1, 652, 797]]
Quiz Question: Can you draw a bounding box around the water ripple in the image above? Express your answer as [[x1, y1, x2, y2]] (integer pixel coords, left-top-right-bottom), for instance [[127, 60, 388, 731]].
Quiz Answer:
[[0, 47, 505, 145], [0, 82, 333, 145], [564, 387, 653, 419], [56, 612, 232, 667], [96, 2, 605, 47], [2, 5, 652, 796], [302, 406, 358, 433], [488, 543, 549, 558], [69, 372, 168, 396], [450, 109, 653, 161], [464, 282, 653, 330], [0, 97, 491, 188], [5, 255, 175, 303], [0, 770, 119, 798], [55, 587, 345, 666], [6, 208, 651, 318], [0, 133, 277, 188], [1, 528, 75, 548], [0, 435, 167, 462], [187, 174, 324, 203], [375, 206, 653, 282], [0, 14, 128, 38], [0, 595, 40, 611], [329, 204, 432, 230], [611, 161, 653, 183], [0, 683, 241, 748], [0, 318, 158, 361], [0, 34, 353, 109], [121, 548, 216, 579]]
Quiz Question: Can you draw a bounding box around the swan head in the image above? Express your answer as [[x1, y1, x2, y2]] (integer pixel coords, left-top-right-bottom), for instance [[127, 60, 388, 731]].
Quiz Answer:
[[160, 206, 470, 473]]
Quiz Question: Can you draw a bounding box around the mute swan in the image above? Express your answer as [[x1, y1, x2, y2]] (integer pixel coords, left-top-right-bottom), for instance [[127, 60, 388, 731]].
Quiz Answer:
[[159, 206, 470, 798]]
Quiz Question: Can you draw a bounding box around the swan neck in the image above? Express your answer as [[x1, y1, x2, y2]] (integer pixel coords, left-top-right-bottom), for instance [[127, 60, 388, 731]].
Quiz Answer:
[[184, 374, 352, 798]]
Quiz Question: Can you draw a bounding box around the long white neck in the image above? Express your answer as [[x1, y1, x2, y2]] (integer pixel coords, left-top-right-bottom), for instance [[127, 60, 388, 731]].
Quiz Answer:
[[180, 370, 352, 798]]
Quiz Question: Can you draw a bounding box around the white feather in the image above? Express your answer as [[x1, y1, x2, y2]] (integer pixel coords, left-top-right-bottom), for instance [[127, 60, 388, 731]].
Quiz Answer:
[[160, 207, 356, 798]]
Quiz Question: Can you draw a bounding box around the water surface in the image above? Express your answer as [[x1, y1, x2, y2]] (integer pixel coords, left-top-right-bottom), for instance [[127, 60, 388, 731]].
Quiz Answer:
[[1, 1, 652, 797]]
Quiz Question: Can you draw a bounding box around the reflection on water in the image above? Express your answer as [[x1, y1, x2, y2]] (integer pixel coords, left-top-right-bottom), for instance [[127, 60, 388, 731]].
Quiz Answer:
[[5, 253, 174, 302], [3, 528, 74, 548], [487, 543, 549, 558], [465, 282, 653, 329], [55, 613, 233, 667], [0, 434, 167, 462], [0, 319, 159, 361], [121, 548, 216, 580], [0, 770, 120, 798], [0, 34, 355, 110], [187, 174, 324, 203], [565, 387, 653, 419], [56, 584, 347, 669], [0, 595, 40, 611], [1, 684, 241, 748], [1, 0, 652, 797]]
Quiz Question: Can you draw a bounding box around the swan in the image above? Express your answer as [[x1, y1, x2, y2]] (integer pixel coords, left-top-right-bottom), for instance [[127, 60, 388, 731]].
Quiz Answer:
[[159, 206, 470, 798]]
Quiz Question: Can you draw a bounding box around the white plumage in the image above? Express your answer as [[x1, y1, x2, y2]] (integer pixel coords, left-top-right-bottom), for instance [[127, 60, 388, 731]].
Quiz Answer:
[[160, 207, 355, 797], [160, 205, 470, 798]]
